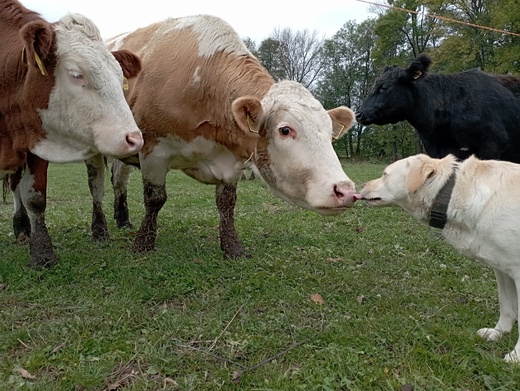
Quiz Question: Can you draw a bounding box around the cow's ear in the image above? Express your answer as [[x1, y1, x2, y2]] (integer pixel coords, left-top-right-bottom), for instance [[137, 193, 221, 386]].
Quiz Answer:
[[328, 106, 355, 141], [405, 53, 432, 81], [20, 21, 55, 76], [112, 49, 142, 79], [406, 157, 436, 193], [232, 96, 263, 136]]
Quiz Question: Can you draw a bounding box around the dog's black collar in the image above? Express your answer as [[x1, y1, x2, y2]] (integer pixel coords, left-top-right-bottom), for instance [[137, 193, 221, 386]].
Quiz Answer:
[[429, 167, 458, 229]]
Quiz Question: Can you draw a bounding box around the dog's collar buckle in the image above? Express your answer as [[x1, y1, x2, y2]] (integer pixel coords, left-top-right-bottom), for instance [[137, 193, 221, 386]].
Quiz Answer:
[[429, 169, 458, 229], [429, 210, 448, 229]]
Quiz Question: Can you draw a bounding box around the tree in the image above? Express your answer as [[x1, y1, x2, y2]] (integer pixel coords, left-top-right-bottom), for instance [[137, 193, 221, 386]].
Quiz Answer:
[[427, 0, 500, 71], [242, 37, 257, 54], [256, 38, 285, 81], [372, 0, 443, 66], [264, 28, 326, 88], [316, 19, 378, 159], [490, 0, 520, 73]]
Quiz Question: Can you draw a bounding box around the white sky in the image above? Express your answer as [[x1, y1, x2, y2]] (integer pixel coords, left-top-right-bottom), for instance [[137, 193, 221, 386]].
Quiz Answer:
[[21, 0, 376, 42]]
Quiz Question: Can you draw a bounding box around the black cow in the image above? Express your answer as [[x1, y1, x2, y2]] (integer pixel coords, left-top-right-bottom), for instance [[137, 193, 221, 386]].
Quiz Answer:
[[356, 54, 520, 161]]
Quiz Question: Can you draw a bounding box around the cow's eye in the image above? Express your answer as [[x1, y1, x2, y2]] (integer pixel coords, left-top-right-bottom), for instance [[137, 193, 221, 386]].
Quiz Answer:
[[279, 126, 292, 136], [70, 71, 86, 87]]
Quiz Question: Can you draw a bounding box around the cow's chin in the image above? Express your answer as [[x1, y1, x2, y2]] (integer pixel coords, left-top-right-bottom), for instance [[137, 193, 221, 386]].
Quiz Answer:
[[263, 185, 350, 216]]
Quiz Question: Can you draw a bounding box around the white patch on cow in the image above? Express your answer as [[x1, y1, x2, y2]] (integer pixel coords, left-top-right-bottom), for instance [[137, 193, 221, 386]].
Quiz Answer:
[[105, 32, 130, 51], [192, 66, 202, 84], [37, 13, 142, 162], [141, 134, 245, 185], [160, 15, 250, 58], [31, 135, 98, 162]]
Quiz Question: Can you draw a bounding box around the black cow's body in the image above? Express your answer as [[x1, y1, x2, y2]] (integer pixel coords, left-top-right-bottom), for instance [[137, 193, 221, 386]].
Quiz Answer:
[[356, 54, 520, 161]]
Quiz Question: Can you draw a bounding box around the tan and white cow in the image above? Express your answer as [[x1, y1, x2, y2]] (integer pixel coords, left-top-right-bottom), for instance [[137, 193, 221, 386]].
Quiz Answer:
[[1, 0, 143, 268], [88, 15, 357, 258]]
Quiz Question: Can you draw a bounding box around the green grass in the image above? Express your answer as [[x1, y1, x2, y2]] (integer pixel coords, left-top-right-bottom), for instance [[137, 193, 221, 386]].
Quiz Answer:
[[1, 161, 519, 390]]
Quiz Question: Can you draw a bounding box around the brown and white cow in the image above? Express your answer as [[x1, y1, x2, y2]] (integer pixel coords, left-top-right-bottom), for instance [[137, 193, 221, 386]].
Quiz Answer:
[[87, 15, 358, 258], [1, 0, 144, 268]]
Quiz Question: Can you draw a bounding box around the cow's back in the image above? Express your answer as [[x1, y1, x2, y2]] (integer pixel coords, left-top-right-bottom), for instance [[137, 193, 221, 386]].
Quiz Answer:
[[107, 16, 274, 154]]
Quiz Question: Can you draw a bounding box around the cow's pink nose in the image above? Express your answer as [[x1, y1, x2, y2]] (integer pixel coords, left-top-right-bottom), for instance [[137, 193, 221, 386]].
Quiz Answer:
[[333, 182, 358, 207], [125, 131, 144, 154]]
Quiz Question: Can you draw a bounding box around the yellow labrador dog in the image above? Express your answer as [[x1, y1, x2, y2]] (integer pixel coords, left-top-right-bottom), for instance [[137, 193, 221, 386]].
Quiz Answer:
[[360, 153, 520, 362]]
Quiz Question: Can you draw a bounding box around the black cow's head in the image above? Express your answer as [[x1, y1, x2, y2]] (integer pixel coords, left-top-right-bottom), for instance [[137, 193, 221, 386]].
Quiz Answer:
[[356, 54, 432, 126]]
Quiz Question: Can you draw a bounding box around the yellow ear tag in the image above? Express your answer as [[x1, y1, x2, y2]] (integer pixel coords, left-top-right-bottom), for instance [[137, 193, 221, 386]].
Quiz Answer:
[[34, 52, 47, 76], [123, 77, 129, 91], [246, 113, 257, 133], [332, 124, 346, 142]]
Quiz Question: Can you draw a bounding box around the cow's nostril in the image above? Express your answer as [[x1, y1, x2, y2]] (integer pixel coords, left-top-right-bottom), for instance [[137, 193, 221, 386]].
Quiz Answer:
[[334, 184, 346, 199], [126, 131, 144, 152]]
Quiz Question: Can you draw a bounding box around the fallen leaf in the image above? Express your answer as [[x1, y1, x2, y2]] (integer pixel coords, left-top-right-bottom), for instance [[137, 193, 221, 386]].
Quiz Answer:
[[355, 226, 364, 233], [0, 283, 6, 291], [356, 295, 366, 304], [14, 366, 35, 380], [231, 370, 242, 383], [310, 293, 323, 305], [326, 257, 343, 263]]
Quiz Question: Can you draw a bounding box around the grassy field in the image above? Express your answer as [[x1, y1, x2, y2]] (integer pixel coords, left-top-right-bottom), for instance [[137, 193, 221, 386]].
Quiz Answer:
[[1, 161, 519, 390]]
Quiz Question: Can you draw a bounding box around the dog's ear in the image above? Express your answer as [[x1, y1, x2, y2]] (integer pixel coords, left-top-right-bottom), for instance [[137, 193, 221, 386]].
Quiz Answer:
[[406, 161, 435, 193]]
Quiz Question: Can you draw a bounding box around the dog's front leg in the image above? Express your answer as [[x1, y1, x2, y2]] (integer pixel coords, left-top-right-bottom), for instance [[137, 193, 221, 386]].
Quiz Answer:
[[476, 269, 517, 346], [504, 275, 520, 363]]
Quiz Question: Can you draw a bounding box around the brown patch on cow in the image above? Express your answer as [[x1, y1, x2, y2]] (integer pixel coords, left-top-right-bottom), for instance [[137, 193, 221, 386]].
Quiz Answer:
[[119, 22, 272, 160], [1, 0, 58, 171], [111, 49, 142, 79]]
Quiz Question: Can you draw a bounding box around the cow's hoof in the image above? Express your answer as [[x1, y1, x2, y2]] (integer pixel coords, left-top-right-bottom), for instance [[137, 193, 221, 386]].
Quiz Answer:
[[477, 328, 503, 342], [92, 229, 109, 242], [116, 220, 133, 229], [132, 238, 155, 253], [28, 255, 59, 269], [222, 244, 251, 259], [224, 251, 252, 259], [91, 218, 109, 241]]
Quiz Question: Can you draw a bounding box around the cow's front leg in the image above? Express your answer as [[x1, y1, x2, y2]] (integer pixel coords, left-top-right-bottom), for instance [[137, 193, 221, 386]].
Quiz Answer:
[[111, 159, 134, 228], [21, 155, 58, 268], [132, 180, 166, 253], [9, 170, 31, 242], [477, 269, 518, 355], [216, 182, 249, 259], [85, 155, 109, 241], [132, 156, 169, 253]]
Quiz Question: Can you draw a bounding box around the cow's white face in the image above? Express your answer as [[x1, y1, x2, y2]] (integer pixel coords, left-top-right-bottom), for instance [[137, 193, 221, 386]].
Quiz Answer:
[[233, 81, 358, 216], [34, 13, 143, 162]]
